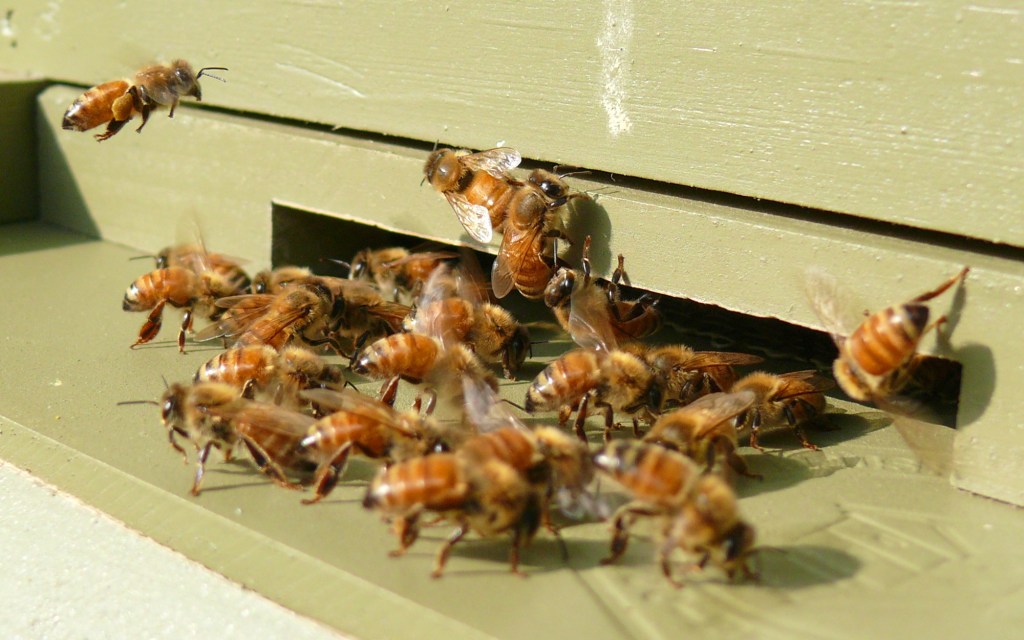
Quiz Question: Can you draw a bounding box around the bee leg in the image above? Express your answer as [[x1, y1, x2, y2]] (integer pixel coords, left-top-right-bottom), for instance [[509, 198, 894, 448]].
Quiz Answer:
[[631, 417, 642, 438], [658, 536, 686, 589], [303, 445, 353, 505], [167, 98, 179, 118], [783, 404, 820, 451], [190, 441, 215, 496], [748, 411, 766, 452], [557, 405, 573, 428], [379, 376, 401, 407], [432, 521, 469, 579], [611, 253, 627, 286], [177, 306, 194, 353], [572, 391, 594, 442], [909, 266, 970, 304], [130, 87, 155, 133], [390, 509, 423, 558], [717, 436, 762, 480], [597, 401, 616, 444], [167, 429, 189, 464], [132, 299, 167, 348], [600, 502, 660, 565], [240, 435, 303, 491], [94, 117, 130, 141], [421, 388, 438, 416], [508, 526, 529, 578]]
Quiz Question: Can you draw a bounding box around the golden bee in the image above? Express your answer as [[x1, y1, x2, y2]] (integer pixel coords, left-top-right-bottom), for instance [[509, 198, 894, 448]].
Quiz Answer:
[[130, 381, 312, 496], [642, 391, 760, 479], [424, 146, 523, 243], [193, 344, 345, 404], [296, 388, 451, 504], [593, 440, 757, 587], [195, 281, 336, 351], [349, 246, 456, 303], [544, 237, 662, 347], [122, 265, 246, 352], [635, 343, 764, 408], [250, 266, 314, 294], [730, 370, 834, 450], [806, 266, 969, 404], [62, 60, 227, 141], [491, 169, 582, 300], [407, 260, 531, 379], [144, 242, 251, 293], [363, 453, 543, 578]]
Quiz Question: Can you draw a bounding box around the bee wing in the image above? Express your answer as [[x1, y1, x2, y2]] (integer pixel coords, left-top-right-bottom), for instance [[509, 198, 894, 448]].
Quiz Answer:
[[192, 294, 276, 341], [568, 279, 618, 352], [490, 235, 517, 299], [380, 250, 458, 270], [462, 373, 527, 433], [804, 266, 865, 346], [454, 247, 492, 305], [874, 395, 955, 476], [216, 401, 316, 438], [460, 147, 522, 178], [683, 351, 764, 369], [300, 388, 409, 431], [445, 193, 493, 243], [773, 370, 836, 399], [674, 390, 757, 426]]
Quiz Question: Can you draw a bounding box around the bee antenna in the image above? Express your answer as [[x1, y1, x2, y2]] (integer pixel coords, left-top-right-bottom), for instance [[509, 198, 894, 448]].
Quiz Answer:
[[500, 398, 528, 413], [553, 166, 591, 180], [196, 67, 229, 82], [161, 375, 170, 390], [320, 257, 352, 274], [128, 254, 156, 261], [117, 399, 159, 407]]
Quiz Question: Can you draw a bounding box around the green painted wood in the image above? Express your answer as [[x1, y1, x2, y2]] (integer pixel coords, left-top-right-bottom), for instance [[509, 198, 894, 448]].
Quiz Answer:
[[0, 77, 45, 223], [35, 85, 1024, 506], [3, 1, 1023, 246]]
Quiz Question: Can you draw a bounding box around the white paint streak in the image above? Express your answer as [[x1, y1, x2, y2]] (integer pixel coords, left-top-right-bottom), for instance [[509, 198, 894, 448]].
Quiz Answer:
[[275, 62, 366, 98], [35, 1, 61, 41], [964, 4, 1021, 16], [596, 0, 634, 137]]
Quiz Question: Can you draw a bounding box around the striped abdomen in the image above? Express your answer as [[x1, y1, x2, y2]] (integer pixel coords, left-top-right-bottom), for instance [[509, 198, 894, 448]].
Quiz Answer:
[[62, 79, 131, 131], [593, 441, 698, 507], [352, 333, 441, 382], [462, 170, 517, 230], [122, 267, 198, 311], [844, 303, 928, 377], [525, 350, 602, 413], [306, 411, 396, 461], [194, 345, 277, 387], [364, 454, 468, 512], [458, 427, 539, 472]]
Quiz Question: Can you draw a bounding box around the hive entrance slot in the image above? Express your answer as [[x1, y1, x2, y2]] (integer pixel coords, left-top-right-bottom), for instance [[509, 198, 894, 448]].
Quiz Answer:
[[270, 203, 962, 428]]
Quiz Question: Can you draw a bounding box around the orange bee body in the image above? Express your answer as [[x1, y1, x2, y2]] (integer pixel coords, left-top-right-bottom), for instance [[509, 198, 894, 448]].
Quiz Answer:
[[194, 344, 343, 404], [353, 332, 443, 383], [63, 60, 226, 141], [730, 370, 833, 451], [424, 147, 523, 243]]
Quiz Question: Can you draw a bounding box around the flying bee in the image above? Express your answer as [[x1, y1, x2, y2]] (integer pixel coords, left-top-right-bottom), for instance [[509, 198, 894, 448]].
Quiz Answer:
[[122, 265, 245, 352], [62, 60, 227, 141], [806, 266, 969, 404], [424, 146, 523, 243], [408, 258, 531, 378], [730, 370, 834, 451], [363, 453, 543, 578], [349, 246, 457, 303], [491, 169, 583, 300], [592, 440, 757, 587], [545, 236, 661, 347], [642, 391, 761, 479], [194, 280, 337, 350], [194, 344, 345, 405], [296, 388, 451, 504]]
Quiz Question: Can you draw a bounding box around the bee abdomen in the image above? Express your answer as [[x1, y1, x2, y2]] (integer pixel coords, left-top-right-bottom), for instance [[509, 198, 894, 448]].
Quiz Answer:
[[195, 345, 276, 385], [848, 305, 927, 376], [122, 267, 197, 311], [62, 80, 130, 131], [525, 351, 600, 412], [354, 333, 440, 381], [364, 454, 468, 511]]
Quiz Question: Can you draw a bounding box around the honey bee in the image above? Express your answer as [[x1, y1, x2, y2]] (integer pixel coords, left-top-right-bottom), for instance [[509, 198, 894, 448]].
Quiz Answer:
[[62, 60, 227, 141], [195, 281, 337, 350], [592, 440, 756, 587], [491, 169, 582, 300], [148, 242, 251, 293], [642, 391, 760, 479], [194, 344, 345, 404], [544, 236, 661, 346], [729, 370, 834, 451], [524, 347, 663, 443], [134, 381, 312, 496], [363, 453, 543, 578], [349, 246, 456, 303], [636, 344, 764, 408], [424, 146, 523, 243], [409, 259, 531, 379], [296, 388, 451, 504], [806, 266, 969, 403], [122, 265, 246, 352]]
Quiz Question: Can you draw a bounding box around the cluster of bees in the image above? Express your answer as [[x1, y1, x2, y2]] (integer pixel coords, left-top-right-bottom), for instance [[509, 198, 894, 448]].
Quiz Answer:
[[73, 60, 969, 586]]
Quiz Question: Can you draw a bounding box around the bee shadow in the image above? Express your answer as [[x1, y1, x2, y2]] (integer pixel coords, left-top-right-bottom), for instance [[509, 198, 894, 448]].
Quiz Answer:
[[752, 544, 861, 590]]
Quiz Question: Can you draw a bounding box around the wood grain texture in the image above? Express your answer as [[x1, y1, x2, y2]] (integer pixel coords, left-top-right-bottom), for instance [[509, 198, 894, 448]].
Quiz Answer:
[[3, 1, 1023, 246], [37, 85, 1024, 505]]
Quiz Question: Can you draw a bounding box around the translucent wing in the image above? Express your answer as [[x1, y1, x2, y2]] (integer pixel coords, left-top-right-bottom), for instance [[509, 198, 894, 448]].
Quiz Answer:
[[462, 373, 527, 433], [672, 390, 756, 427], [490, 239, 516, 299], [460, 147, 522, 179], [299, 388, 417, 438], [773, 370, 836, 400], [445, 192, 493, 243], [568, 278, 617, 352], [193, 294, 276, 341], [804, 266, 860, 345]]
